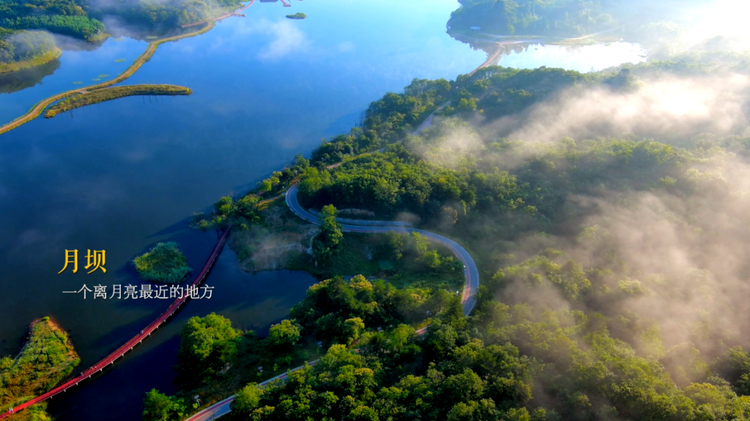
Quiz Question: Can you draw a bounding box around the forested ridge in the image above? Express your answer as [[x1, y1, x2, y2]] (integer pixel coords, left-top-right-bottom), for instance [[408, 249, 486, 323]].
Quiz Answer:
[[152, 49, 750, 420], [447, 0, 618, 37], [283, 51, 750, 420]]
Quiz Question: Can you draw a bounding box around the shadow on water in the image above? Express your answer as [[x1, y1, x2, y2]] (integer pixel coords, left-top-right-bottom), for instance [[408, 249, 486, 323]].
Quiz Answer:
[[146, 216, 195, 239], [87, 309, 158, 350]]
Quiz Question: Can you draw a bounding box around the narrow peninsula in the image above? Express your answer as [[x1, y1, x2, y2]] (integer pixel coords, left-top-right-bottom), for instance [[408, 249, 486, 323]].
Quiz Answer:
[[0, 317, 80, 419], [44, 84, 192, 118]]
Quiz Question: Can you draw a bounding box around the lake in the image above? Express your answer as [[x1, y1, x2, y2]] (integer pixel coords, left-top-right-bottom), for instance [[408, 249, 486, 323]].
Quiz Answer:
[[0, 1, 645, 419]]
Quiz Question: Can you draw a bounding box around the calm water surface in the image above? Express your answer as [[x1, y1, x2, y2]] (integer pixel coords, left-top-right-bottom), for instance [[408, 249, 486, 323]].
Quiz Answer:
[[0, 1, 644, 419]]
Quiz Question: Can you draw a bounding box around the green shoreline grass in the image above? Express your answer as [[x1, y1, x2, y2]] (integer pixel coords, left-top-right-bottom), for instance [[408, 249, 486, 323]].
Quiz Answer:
[[0, 48, 62, 75], [44, 84, 192, 118]]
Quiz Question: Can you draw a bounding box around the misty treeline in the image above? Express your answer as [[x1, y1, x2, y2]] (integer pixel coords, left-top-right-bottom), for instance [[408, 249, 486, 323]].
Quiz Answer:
[[446, 0, 710, 40], [0, 28, 56, 65], [0, 0, 242, 48], [448, 0, 616, 37], [274, 52, 750, 419], [0, 0, 105, 41], [75, 0, 242, 30]]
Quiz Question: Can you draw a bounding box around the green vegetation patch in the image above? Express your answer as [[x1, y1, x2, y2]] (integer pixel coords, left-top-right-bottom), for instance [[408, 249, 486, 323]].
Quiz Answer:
[[133, 242, 192, 283], [72, 81, 82, 84], [290, 232, 464, 291], [0, 29, 61, 74], [0, 317, 80, 416], [45, 84, 192, 118], [114, 58, 126, 63], [285, 12, 306, 20]]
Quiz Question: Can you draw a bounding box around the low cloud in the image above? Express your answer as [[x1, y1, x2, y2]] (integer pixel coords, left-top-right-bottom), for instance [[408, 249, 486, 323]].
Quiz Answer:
[[244, 19, 309, 61], [494, 73, 750, 145]]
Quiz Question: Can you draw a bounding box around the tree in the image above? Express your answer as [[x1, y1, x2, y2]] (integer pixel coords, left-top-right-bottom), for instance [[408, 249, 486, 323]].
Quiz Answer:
[[456, 97, 477, 112], [343, 317, 365, 345], [142, 389, 186, 421], [293, 153, 310, 171], [314, 205, 343, 263], [214, 196, 233, 215], [268, 319, 301, 348], [177, 313, 241, 386], [231, 383, 264, 416]]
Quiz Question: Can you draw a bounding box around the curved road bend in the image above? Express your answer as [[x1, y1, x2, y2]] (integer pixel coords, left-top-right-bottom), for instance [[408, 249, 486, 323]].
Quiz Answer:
[[285, 185, 478, 314], [1, 226, 233, 419], [186, 186, 480, 421]]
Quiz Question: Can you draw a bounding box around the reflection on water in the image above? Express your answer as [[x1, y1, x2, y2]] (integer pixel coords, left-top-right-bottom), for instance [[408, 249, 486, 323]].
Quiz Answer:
[[451, 31, 647, 73], [0, 58, 60, 94], [493, 42, 647, 72]]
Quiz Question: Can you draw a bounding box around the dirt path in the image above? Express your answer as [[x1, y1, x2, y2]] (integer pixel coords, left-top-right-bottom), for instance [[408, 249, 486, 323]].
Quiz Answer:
[[0, 20, 218, 136]]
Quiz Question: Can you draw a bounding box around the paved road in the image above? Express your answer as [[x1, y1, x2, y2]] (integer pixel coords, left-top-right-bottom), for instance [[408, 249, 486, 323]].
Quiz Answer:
[[285, 185, 478, 314], [186, 186, 480, 421]]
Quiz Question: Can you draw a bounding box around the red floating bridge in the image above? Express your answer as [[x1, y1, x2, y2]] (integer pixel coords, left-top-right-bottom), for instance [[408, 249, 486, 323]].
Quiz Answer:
[[1, 226, 232, 419]]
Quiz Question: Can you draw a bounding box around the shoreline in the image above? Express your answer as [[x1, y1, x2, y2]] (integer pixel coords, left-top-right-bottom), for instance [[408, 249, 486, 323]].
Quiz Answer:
[[0, 48, 62, 75], [0, 20, 217, 136], [44, 84, 192, 118]]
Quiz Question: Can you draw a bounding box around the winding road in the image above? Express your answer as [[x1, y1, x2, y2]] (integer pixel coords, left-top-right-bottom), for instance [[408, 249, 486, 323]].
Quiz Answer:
[[185, 186, 480, 421], [285, 185, 478, 314]]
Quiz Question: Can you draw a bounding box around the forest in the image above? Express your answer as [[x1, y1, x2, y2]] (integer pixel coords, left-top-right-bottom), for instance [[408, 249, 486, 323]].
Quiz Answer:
[[158, 49, 750, 420], [446, 0, 618, 37], [0, 0, 105, 40], [445, 0, 712, 46]]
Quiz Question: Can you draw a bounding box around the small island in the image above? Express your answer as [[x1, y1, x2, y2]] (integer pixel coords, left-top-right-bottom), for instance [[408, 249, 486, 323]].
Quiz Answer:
[[44, 84, 192, 118], [0, 30, 62, 74], [285, 12, 307, 20], [133, 242, 192, 283], [1, 317, 80, 419]]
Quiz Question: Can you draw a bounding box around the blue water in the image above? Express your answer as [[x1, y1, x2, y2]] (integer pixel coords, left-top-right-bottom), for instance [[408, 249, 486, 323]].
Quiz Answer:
[[0, 37, 145, 122], [0, 1, 646, 419]]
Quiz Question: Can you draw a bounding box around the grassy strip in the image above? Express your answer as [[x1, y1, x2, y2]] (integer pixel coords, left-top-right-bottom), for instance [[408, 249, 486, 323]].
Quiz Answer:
[[44, 84, 192, 118], [0, 48, 62, 75], [0, 21, 215, 136], [0, 317, 80, 415]]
